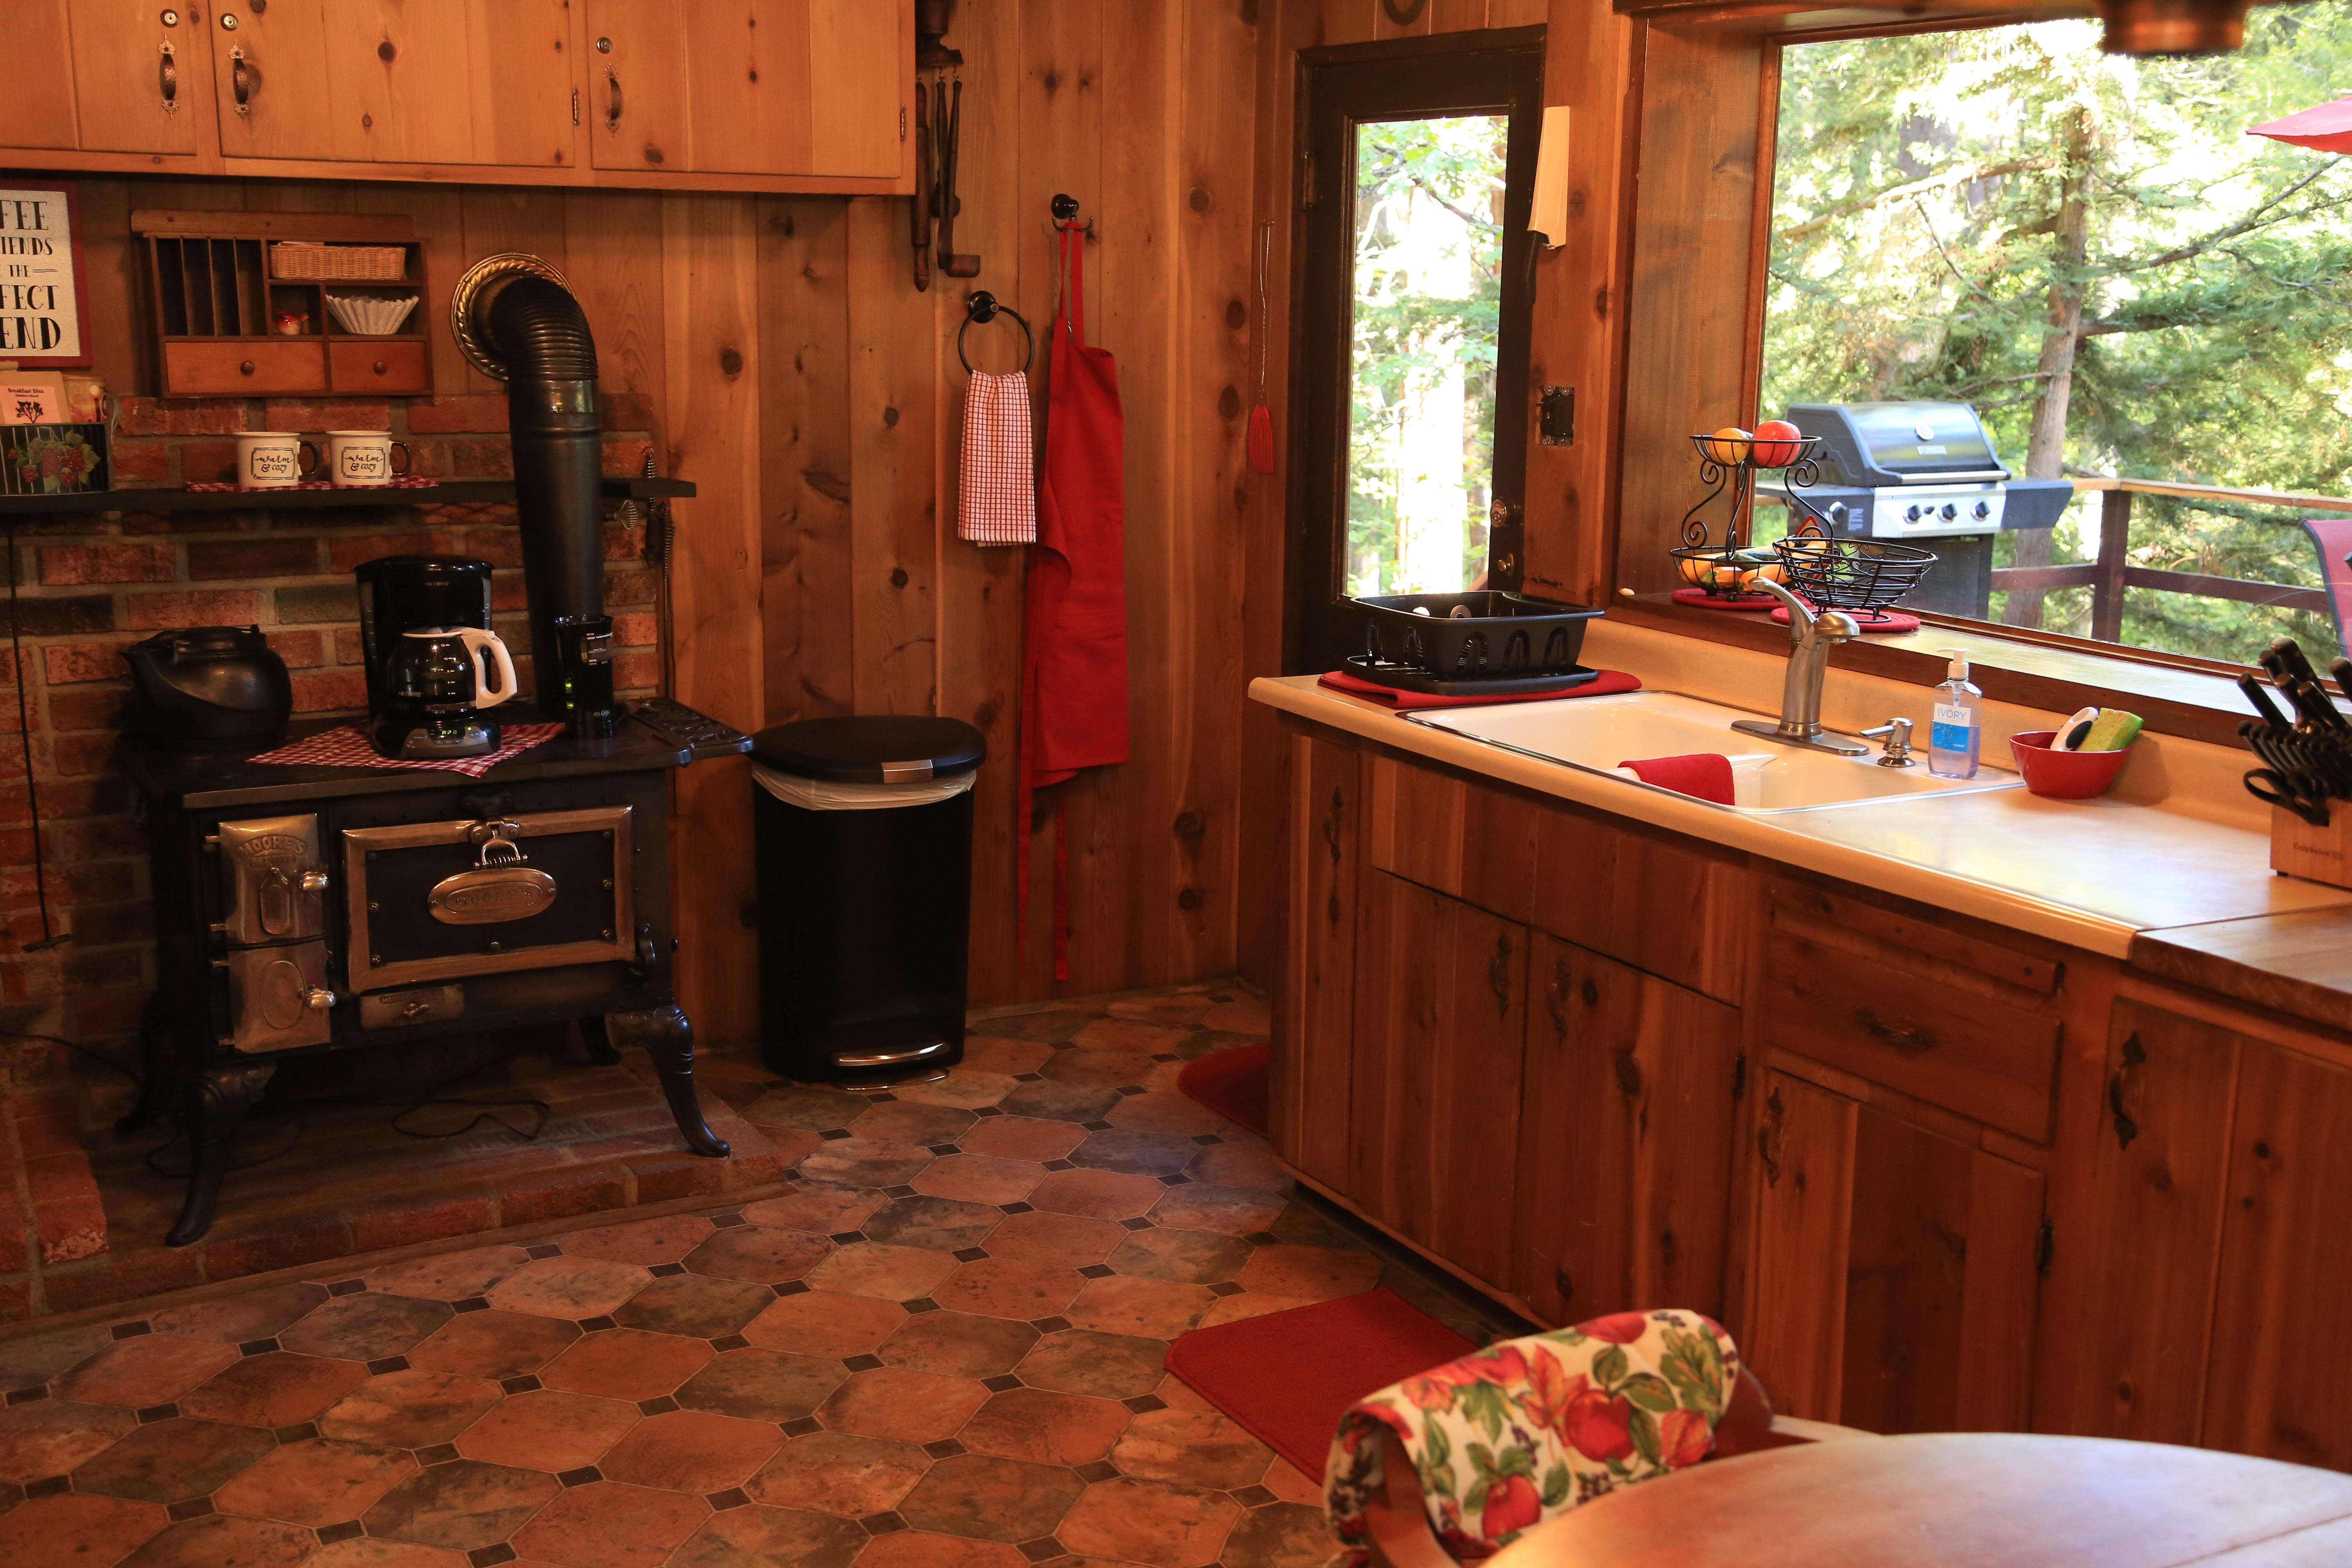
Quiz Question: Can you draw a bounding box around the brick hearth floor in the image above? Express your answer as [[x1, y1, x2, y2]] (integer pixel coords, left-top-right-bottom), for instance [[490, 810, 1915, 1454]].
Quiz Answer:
[[0, 986, 1508, 1568]]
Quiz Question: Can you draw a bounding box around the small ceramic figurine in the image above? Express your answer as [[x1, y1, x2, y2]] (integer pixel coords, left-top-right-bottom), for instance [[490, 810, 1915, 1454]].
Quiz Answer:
[[274, 310, 309, 336]]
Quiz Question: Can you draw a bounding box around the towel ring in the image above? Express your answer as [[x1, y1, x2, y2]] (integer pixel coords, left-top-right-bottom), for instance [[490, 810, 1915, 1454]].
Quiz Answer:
[[958, 291, 1033, 374]]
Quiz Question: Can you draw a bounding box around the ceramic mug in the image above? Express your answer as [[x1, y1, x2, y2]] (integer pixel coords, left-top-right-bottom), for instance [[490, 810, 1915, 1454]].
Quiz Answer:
[[234, 432, 319, 489], [327, 431, 412, 488]]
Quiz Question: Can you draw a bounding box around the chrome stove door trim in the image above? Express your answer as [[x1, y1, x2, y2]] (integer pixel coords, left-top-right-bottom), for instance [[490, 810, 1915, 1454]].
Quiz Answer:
[[343, 804, 635, 994]]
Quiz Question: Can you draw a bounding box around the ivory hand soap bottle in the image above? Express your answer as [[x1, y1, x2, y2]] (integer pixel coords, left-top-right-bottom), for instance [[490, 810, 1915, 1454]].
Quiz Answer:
[[1929, 648, 1982, 779]]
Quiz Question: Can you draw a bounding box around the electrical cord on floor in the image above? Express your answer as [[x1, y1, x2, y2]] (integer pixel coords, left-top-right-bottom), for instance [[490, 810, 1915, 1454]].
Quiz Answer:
[[3, 1029, 139, 1084], [138, 1062, 551, 1178]]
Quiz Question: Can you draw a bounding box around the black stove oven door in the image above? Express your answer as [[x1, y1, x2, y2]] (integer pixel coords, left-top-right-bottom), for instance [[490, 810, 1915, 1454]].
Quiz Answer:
[[343, 805, 636, 994]]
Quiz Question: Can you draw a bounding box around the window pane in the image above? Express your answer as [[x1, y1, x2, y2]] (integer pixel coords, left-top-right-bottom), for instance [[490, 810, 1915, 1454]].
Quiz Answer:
[[1762, 11, 2352, 667], [1346, 114, 1509, 599]]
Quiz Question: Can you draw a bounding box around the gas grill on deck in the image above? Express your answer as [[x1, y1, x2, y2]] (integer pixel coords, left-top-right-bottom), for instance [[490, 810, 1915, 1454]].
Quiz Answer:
[[1775, 401, 2076, 618]]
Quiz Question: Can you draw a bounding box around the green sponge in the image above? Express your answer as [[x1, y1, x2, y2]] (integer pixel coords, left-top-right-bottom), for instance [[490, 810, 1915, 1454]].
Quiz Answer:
[[2081, 709, 2143, 751]]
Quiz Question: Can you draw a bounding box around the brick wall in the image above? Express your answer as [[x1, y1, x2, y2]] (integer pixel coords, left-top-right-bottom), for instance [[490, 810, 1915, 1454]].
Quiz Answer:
[[3, 392, 664, 1050]]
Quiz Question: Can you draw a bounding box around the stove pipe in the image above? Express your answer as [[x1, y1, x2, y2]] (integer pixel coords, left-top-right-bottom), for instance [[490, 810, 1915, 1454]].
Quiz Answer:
[[450, 254, 615, 736]]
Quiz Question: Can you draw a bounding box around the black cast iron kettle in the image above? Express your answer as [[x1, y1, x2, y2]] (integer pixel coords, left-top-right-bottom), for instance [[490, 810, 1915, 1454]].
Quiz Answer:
[[121, 626, 294, 752]]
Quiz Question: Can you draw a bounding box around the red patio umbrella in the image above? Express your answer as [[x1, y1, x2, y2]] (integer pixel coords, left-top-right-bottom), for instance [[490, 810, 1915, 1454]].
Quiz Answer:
[[2247, 96, 2352, 152]]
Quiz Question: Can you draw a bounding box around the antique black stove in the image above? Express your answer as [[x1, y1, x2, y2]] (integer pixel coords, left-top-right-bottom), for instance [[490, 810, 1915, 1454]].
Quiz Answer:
[[120, 254, 750, 1245]]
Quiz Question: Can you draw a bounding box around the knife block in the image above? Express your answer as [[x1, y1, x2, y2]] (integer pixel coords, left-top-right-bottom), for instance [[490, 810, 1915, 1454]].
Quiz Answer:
[[2270, 803, 2352, 888]]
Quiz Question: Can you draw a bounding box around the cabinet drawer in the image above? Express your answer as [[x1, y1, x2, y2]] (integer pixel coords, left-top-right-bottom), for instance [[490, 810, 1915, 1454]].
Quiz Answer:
[[1759, 923, 2062, 1141], [1365, 754, 1538, 924], [163, 341, 328, 396], [1531, 800, 1745, 1003], [330, 341, 430, 394]]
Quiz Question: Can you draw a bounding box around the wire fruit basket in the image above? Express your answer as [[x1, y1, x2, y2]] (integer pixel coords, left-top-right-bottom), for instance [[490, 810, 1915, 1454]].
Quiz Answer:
[[1669, 430, 1824, 603], [1773, 530, 1937, 613]]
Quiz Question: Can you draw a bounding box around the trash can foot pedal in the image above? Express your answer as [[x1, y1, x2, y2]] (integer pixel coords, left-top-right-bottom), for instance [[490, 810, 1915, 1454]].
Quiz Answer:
[[630, 696, 753, 759]]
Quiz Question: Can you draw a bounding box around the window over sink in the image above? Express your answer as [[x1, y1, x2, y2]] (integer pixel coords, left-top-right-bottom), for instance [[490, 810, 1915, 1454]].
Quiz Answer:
[[1757, 5, 2352, 671]]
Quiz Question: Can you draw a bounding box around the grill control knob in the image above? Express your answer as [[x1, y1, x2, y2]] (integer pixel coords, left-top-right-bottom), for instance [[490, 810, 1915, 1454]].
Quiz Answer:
[[1973, 500, 1992, 519], [299, 869, 330, 894], [1905, 504, 1924, 522], [1939, 503, 1958, 520], [302, 987, 336, 1010]]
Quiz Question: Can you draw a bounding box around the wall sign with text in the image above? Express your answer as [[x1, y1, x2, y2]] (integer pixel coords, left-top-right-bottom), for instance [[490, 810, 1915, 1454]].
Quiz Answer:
[[0, 185, 91, 368]]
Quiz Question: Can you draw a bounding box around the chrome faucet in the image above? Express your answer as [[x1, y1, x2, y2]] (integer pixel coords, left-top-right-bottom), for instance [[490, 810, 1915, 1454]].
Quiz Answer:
[[1731, 578, 1869, 756]]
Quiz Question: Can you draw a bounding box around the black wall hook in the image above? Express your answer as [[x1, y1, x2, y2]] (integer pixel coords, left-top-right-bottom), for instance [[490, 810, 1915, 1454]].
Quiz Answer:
[[959, 291, 1033, 374], [1050, 192, 1095, 238]]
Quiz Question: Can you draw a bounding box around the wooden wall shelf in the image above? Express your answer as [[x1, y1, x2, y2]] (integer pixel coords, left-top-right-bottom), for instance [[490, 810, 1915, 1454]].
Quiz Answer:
[[136, 213, 432, 399], [0, 477, 694, 519]]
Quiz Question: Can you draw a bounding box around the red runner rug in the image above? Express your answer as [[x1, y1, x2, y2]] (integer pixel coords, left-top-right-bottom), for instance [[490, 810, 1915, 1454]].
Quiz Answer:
[[1174, 1042, 1270, 1139], [1165, 1288, 1474, 1482]]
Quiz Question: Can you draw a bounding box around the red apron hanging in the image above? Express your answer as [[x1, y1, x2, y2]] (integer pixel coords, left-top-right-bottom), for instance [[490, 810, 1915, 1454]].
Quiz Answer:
[[1019, 225, 1128, 980]]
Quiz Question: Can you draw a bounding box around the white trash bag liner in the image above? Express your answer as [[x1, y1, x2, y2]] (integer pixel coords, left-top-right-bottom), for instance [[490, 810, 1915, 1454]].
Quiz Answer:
[[755, 762, 975, 811]]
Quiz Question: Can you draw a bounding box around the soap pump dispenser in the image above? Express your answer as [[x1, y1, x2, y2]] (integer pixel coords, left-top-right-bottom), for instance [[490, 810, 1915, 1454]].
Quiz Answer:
[[1929, 648, 1982, 779]]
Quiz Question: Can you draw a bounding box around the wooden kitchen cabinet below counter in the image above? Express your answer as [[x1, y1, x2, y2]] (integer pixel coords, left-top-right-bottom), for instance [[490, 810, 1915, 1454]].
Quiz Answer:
[[1272, 710, 2352, 1468]]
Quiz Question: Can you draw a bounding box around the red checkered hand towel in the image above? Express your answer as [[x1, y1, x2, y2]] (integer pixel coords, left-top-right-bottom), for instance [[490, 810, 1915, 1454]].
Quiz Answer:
[[247, 722, 566, 778], [960, 370, 1036, 546]]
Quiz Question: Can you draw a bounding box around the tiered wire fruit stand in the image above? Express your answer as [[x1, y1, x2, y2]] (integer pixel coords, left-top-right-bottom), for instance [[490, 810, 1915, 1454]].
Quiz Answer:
[[1669, 431, 1935, 625]]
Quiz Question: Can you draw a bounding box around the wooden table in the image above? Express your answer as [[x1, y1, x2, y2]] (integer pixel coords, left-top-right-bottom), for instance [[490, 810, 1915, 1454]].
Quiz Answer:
[[1484, 1434, 2352, 1567]]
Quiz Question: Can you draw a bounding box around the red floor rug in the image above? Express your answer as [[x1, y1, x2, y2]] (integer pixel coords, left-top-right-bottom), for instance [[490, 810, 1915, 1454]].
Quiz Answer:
[[1176, 1040, 1270, 1138], [1165, 1287, 1475, 1482]]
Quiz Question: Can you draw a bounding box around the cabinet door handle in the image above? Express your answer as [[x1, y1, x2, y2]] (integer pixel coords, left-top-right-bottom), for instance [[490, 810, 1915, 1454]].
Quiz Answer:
[[606, 65, 623, 129], [2107, 1030, 2145, 1149], [160, 42, 178, 109], [1855, 1009, 1936, 1055], [571, 85, 580, 126], [1488, 932, 1513, 1019], [231, 47, 252, 115]]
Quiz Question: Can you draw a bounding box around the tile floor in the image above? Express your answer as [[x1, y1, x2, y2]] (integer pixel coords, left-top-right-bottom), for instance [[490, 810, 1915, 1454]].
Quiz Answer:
[[0, 985, 1503, 1568]]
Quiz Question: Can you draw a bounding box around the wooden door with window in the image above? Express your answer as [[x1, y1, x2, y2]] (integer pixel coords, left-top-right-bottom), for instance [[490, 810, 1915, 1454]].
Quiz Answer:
[[1288, 30, 1545, 675]]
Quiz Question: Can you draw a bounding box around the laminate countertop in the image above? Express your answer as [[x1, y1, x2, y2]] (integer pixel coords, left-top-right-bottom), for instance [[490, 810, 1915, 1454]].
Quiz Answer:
[[1252, 673, 2352, 969]]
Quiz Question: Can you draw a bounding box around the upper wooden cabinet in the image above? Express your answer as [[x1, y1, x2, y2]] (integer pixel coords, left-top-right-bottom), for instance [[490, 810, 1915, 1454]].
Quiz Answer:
[[74, 1, 204, 156], [0, 0, 909, 194], [584, 0, 901, 178]]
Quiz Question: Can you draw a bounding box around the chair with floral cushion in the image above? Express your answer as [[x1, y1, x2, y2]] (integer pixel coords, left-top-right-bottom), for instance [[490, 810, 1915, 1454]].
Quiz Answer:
[[1325, 1309, 1818, 1568]]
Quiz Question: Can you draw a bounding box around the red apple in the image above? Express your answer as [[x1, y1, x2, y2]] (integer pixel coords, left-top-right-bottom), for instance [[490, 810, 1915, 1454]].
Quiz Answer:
[[1750, 419, 1804, 467]]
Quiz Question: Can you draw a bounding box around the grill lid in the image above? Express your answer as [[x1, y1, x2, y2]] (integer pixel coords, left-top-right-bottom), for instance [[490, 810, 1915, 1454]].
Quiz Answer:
[[1787, 401, 2007, 485]]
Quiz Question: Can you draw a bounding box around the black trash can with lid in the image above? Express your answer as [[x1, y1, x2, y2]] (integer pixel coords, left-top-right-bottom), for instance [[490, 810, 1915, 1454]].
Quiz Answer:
[[752, 716, 986, 1083]]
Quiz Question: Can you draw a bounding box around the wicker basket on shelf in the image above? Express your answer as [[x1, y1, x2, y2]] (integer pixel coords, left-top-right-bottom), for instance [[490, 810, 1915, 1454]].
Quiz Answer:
[[272, 243, 408, 281]]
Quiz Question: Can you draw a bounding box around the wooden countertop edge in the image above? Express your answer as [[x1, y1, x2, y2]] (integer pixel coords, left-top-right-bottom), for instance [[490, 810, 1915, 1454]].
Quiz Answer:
[[2129, 906, 2352, 1037]]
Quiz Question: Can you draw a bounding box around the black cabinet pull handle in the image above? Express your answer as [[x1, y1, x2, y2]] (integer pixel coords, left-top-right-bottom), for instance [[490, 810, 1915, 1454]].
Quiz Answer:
[[606, 65, 623, 129], [231, 47, 252, 115], [160, 42, 178, 108], [2108, 1030, 2145, 1149], [1488, 932, 1512, 1018], [1856, 1009, 1936, 1055]]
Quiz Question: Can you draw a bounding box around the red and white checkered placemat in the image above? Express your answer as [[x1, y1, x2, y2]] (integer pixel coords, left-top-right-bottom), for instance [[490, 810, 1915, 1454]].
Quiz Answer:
[[958, 370, 1036, 546], [185, 477, 441, 493], [248, 722, 566, 778]]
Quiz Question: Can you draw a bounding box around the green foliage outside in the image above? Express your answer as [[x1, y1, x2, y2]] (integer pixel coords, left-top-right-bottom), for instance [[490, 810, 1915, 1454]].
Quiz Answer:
[[1347, 115, 1508, 597], [1764, 7, 2352, 663]]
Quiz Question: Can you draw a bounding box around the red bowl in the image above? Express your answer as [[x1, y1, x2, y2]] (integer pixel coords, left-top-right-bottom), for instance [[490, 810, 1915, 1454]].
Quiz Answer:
[[2009, 730, 2133, 800]]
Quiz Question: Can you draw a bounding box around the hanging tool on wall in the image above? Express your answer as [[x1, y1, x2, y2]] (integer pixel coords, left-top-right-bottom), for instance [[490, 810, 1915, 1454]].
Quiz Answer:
[[912, 0, 976, 289]]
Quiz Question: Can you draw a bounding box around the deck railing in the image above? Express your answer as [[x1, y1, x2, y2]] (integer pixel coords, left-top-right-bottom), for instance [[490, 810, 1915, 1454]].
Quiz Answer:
[[1988, 476, 2352, 642]]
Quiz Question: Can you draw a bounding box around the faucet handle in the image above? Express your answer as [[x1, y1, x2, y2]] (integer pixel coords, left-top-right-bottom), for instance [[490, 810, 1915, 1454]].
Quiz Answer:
[[1819, 609, 1863, 641], [1861, 717, 1917, 767]]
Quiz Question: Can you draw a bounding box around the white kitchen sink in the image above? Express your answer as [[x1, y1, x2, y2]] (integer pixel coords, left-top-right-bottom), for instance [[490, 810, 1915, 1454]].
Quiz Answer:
[[1406, 690, 2024, 814]]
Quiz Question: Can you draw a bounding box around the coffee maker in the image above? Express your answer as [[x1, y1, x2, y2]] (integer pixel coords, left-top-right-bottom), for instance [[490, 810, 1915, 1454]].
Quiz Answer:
[[356, 556, 496, 710]]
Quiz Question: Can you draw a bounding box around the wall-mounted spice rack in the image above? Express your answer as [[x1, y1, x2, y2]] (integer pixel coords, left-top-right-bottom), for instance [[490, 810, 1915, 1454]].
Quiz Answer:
[[134, 210, 433, 400]]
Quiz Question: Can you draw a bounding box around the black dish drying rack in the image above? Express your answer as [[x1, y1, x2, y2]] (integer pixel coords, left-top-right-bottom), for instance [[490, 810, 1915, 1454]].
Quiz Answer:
[[1348, 591, 1605, 695]]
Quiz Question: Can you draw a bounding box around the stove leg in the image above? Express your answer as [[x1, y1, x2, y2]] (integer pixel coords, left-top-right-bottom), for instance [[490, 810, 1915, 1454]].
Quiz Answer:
[[606, 1004, 730, 1158], [579, 1015, 624, 1066], [117, 995, 185, 1135], [167, 1061, 275, 1248]]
